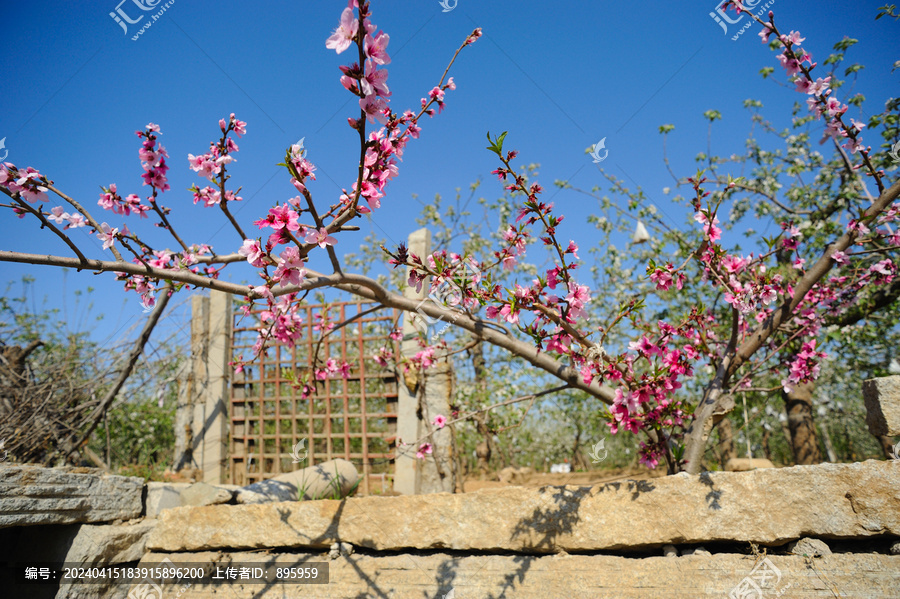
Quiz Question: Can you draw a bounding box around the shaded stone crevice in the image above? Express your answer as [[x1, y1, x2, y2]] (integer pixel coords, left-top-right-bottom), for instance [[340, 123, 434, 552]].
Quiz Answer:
[[141, 536, 900, 561]]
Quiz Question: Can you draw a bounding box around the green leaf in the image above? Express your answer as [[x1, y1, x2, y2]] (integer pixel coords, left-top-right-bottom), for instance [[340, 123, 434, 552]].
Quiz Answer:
[[486, 131, 508, 157], [833, 37, 858, 51]]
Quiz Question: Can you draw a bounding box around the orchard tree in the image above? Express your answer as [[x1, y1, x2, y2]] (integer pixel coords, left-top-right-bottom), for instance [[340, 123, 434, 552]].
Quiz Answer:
[[1, 1, 897, 475]]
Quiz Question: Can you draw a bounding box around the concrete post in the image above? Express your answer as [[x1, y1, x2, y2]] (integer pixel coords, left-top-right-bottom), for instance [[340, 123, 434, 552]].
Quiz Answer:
[[394, 228, 431, 495], [394, 228, 457, 494], [420, 361, 456, 493], [187, 291, 232, 485]]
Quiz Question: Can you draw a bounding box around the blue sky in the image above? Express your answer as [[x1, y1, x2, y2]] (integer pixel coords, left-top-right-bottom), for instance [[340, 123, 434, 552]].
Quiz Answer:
[[0, 0, 897, 348]]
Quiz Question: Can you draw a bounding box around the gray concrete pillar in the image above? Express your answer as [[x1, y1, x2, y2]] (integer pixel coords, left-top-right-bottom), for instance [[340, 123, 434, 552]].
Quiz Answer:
[[394, 228, 457, 494], [187, 291, 232, 485], [394, 228, 431, 495]]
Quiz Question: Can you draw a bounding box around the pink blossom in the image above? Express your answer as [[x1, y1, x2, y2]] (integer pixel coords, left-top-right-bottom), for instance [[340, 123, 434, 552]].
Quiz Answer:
[[96, 223, 118, 250], [230, 113, 247, 137], [251, 285, 273, 300], [408, 270, 425, 293], [831, 251, 848, 265], [777, 52, 802, 77], [15, 168, 49, 203], [365, 31, 390, 65], [499, 304, 520, 325], [147, 250, 171, 269], [649, 267, 673, 291], [415, 443, 433, 460], [359, 95, 389, 124], [48, 206, 69, 225], [272, 246, 305, 287], [239, 239, 267, 267], [361, 59, 391, 97], [192, 186, 221, 207], [780, 30, 805, 45], [613, 388, 641, 415], [721, 254, 748, 274], [808, 76, 831, 96], [66, 213, 86, 228], [432, 414, 447, 429], [187, 153, 220, 180], [694, 211, 722, 242], [326, 7, 358, 54], [825, 97, 846, 117], [305, 227, 337, 248]]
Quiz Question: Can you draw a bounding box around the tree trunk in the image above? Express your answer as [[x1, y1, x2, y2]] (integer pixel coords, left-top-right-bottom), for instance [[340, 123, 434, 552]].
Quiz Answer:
[[470, 339, 494, 479], [762, 427, 772, 462], [782, 382, 822, 465], [716, 417, 736, 469], [820, 421, 838, 462]]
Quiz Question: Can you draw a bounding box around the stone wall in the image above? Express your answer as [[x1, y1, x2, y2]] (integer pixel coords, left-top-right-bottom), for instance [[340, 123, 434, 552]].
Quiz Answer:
[[1, 460, 899, 598]]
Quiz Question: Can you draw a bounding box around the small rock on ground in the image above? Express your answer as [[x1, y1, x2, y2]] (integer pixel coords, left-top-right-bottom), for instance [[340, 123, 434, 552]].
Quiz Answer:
[[788, 537, 832, 557]]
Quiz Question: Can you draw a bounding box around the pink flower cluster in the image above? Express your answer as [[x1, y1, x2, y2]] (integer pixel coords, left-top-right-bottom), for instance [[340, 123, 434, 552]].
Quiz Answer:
[[754, 11, 869, 157], [327, 2, 392, 125], [0, 164, 49, 203], [187, 114, 243, 186], [47, 206, 86, 229], [191, 186, 241, 207], [98, 183, 149, 218], [781, 339, 827, 393], [315, 358, 352, 381], [258, 294, 305, 349], [287, 139, 316, 195], [647, 262, 686, 292], [328, 2, 465, 216], [136, 123, 170, 192]]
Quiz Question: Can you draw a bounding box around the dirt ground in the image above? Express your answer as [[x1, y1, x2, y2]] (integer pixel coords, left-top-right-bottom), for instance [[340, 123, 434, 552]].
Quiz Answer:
[[461, 466, 666, 492]]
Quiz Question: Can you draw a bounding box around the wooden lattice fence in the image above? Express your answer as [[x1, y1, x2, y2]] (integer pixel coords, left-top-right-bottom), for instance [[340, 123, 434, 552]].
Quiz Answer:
[[229, 300, 401, 495]]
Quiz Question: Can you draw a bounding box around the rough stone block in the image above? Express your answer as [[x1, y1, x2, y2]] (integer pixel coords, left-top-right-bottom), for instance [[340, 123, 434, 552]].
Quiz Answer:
[[0, 466, 143, 528], [863, 375, 900, 436], [724, 458, 775, 471], [180, 482, 233, 507], [149, 460, 900, 554], [133, 550, 900, 598], [235, 459, 358, 503]]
